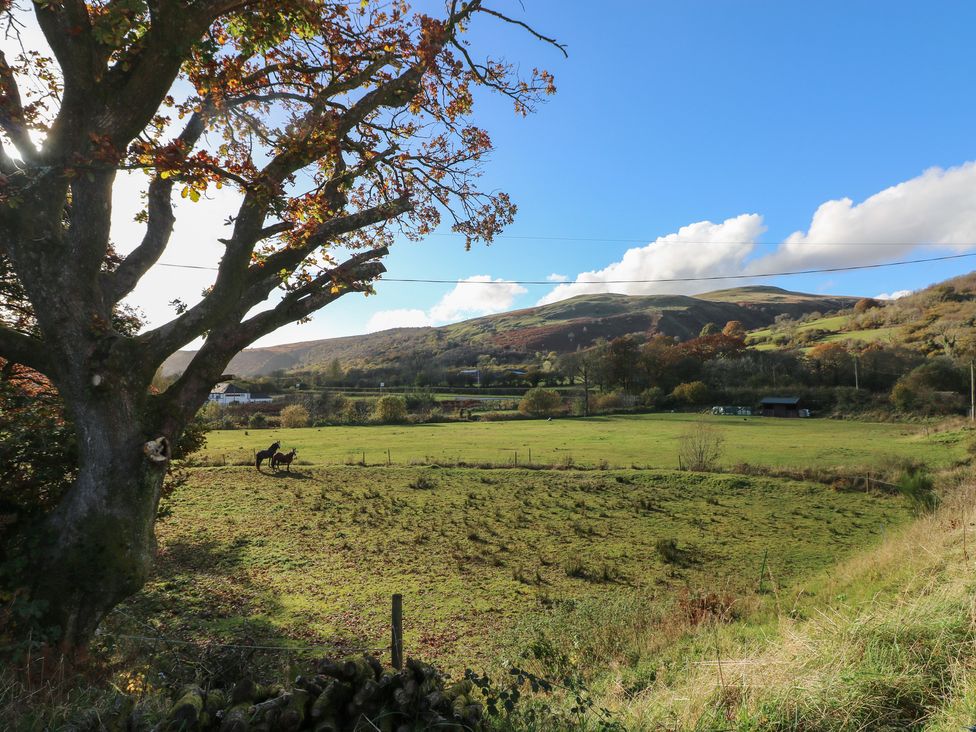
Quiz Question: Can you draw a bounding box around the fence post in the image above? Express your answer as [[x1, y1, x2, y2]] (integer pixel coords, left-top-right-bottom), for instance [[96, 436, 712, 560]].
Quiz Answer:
[[387, 448, 391, 466], [391, 593, 403, 670], [758, 548, 768, 593]]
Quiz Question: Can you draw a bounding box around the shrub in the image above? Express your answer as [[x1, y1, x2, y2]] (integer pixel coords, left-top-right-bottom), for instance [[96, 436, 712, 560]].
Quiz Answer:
[[343, 399, 373, 424], [678, 418, 724, 471], [639, 386, 665, 408], [655, 538, 682, 564], [854, 297, 882, 312], [722, 320, 745, 337], [897, 467, 939, 515], [590, 390, 635, 413], [671, 380, 709, 405], [374, 395, 408, 423], [890, 380, 924, 412], [409, 473, 437, 490], [248, 412, 267, 429], [280, 404, 310, 428], [518, 387, 562, 416]]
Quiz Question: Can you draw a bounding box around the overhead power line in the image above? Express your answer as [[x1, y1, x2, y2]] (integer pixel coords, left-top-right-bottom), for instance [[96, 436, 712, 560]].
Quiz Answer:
[[156, 250, 976, 285], [429, 232, 976, 246]]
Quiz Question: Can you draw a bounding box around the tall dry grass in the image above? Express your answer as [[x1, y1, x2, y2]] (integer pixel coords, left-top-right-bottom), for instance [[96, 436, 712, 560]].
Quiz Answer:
[[598, 482, 976, 730]]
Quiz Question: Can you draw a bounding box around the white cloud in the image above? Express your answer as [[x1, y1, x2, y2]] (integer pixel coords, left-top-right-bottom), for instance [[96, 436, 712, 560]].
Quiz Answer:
[[540, 162, 976, 306], [537, 214, 765, 305], [429, 276, 527, 322], [876, 290, 912, 300], [367, 275, 527, 333], [749, 161, 976, 273], [365, 309, 432, 332], [546, 273, 568, 282]]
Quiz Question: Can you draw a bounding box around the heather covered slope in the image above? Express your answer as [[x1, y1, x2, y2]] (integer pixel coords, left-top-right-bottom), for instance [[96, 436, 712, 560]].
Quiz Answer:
[[162, 287, 857, 377]]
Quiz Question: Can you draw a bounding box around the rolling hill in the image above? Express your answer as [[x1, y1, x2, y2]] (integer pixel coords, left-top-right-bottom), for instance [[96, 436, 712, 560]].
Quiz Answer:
[[745, 271, 976, 356], [162, 285, 858, 377]]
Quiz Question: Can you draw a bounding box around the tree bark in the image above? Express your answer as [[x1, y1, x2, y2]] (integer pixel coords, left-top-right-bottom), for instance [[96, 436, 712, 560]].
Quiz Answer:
[[26, 388, 169, 649]]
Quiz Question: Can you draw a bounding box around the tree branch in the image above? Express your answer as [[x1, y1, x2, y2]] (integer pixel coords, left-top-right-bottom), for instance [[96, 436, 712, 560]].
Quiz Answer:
[[137, 196, 411, 367], [0, 324, 50, 375], [103, 110, 209, 303], [245, 193, 411, 294], [103, 175, 175, 304], [0, 51, 38, 161], [32, 0, 98, 92], [153, 246, 388, 431], [476, 7, 568, 57]]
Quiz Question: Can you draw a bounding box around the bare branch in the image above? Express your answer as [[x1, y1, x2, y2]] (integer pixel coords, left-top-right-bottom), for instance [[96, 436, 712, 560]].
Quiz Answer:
[[477, 7, 568, 57]]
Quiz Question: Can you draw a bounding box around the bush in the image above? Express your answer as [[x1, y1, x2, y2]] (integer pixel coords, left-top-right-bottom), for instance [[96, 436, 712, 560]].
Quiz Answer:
[[678, 418, 724, 471], [343, 399, 373, 424], [722, 320, 745, 337], [590, 390, 635, 413], [248, 412, 267, 429], [279, 404, 310, 428], [374, 395, 408, 423], [655, 538, 682, 564], [518, 387, 562, 416], [671, 380, 709, 405], [890, 380, 926, 412], [897, 467, 939, 515], [639, 386, 665, 408]]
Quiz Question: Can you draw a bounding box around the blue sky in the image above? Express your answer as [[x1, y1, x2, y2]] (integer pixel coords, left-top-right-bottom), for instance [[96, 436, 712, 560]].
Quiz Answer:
[[313, 0, 976, 343], [84, 1, 976, 343]]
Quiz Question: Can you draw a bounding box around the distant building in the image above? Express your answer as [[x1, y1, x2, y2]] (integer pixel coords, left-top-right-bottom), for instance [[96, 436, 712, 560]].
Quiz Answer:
[[208, 382, 273, 405], [760, 396, 809, 418]]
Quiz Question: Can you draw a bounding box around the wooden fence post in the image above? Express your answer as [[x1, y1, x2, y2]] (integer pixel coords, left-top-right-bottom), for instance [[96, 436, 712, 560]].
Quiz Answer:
[[391, 593, 403, 670]]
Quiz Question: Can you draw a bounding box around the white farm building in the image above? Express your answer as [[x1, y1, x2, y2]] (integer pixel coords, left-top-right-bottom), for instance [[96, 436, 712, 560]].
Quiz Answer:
[[208, 382, 273, 405]]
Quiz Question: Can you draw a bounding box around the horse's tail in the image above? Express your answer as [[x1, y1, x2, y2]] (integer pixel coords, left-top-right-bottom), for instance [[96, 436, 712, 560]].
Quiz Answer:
[[255, 453, 262, 469]]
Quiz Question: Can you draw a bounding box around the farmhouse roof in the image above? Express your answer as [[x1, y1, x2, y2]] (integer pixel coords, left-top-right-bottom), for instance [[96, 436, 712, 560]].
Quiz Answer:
[[760, 396, 801, 405], [211, 382, 248, 394]]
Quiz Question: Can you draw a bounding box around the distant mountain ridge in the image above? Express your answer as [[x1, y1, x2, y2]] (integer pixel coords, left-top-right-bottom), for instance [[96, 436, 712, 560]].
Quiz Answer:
[[161, 285, 860, 377]]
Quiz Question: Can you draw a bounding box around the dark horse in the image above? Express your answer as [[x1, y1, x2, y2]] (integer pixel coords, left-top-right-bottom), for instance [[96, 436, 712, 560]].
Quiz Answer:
[[255, 441, 281, 470], [271, 448, 297, 473]]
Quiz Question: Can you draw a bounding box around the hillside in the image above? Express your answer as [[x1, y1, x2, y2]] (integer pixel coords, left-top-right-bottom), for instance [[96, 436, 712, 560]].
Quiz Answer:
[[162, 286, 857, 377], [746, 271, 976, 356]]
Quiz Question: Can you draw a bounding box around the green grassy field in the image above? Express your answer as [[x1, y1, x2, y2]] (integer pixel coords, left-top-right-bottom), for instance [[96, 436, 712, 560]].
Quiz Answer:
[[747, 314, 851, 344], [821, 324, 904, 344], [201, 413, 967, 470], [119, 466, 908, 671]]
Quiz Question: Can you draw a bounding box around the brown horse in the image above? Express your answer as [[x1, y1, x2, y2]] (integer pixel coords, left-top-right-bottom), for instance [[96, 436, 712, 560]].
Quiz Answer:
[[255, 441, 280, 470], [271, 448, 297, 473]]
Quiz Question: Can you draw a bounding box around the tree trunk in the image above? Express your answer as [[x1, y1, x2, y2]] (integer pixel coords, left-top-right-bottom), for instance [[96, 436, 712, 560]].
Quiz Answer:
[[26, 390, 169, 649]]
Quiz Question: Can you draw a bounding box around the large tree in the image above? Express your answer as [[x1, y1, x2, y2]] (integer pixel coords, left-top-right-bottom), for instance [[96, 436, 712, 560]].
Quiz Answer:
[[0, 0, 561, 648]]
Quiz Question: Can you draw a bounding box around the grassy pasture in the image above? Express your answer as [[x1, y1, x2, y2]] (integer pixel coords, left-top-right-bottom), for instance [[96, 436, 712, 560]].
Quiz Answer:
[[201, 413, 966, 470], [122, 466, 907, 671], [821, 324, 904, 344]]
